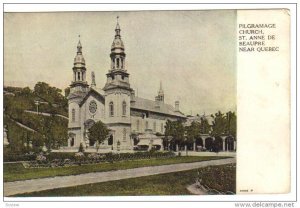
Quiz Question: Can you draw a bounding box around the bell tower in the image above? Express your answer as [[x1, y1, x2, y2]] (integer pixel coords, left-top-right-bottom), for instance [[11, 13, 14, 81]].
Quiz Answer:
[[68, 37, 89, 149], [103, 17, 133, 150], [104, 17, 130, 91], [70, 36, 89, 94]]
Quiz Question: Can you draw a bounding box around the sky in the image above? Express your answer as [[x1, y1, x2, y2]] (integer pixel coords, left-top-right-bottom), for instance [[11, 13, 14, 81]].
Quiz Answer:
[[4, 10, 236, 115]]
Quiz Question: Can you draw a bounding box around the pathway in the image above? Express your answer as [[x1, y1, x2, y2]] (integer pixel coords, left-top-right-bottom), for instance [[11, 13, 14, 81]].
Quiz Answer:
[[6, 116, 37, 132], [24, 110, 68, 120], [4, 158, 235, 196]]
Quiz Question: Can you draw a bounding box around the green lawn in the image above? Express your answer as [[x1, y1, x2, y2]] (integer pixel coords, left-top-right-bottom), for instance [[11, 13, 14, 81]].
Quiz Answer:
[[4, 156, 229, 182], [13, 164, 235, 196]]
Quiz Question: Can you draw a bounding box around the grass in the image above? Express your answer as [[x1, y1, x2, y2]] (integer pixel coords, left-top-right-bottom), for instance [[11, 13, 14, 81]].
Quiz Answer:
[[4, 156, 229, 182], [13, 164, 235, 196]]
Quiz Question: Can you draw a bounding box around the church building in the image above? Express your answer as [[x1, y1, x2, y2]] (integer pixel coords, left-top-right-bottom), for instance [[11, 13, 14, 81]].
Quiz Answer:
[[67, 19, 186, 151]]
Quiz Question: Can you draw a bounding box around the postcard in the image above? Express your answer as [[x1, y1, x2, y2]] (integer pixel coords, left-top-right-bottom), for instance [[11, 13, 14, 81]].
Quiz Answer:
[[2, 6, 293, 206]]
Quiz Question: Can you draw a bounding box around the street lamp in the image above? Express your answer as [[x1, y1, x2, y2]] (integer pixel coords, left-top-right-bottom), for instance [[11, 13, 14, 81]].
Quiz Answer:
[[34, 100, 40, 114]]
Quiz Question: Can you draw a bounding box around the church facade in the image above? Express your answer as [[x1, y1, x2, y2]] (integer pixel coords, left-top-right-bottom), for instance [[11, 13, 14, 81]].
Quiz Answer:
[[67, 20, 186, 151]]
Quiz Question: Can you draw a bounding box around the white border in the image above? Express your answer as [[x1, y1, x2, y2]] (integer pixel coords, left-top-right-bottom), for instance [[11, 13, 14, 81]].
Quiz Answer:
[[1, 2, 298, 208]]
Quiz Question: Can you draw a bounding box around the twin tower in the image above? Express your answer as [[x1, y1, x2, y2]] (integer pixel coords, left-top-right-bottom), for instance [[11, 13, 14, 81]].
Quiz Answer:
[[67, 18, 166, 150]]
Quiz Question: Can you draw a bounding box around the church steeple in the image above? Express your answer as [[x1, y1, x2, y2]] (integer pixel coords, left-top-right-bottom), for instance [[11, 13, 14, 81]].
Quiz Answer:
[[104, 17, 131, 91], [110, 16, 125, 71], [156, 81, 164, 102], [115, 16, 121, 37], [70, 36, 88, 92], [77, 39, 82, 54], [91, 71, 96, 88]]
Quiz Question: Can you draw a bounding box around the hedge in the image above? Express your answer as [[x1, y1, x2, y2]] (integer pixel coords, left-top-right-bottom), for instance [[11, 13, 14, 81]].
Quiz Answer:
[[26, 151, 176, 168]]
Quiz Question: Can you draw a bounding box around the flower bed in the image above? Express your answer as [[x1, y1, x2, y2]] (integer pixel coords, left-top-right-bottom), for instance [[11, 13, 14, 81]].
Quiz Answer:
[[25, 151, 175, 168], [196, 164, 236, 194]]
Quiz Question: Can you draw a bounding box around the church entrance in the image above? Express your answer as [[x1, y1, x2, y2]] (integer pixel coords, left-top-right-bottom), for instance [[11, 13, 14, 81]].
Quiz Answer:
[[68, 133, 76, 147], [84, 119, 95, 147], [71, 137, 75, 147], [108, 135, 113, 145]]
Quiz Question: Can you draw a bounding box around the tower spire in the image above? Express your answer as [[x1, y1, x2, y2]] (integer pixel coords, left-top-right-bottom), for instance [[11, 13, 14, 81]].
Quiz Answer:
[[77, 35, 82, 54], [110, 16, 126, 71], [70, 36, 88, 93], [104, 17, 130, 91], [156, 81, 164, 103], [91, 71, 96, 88], [115, 16, 121, 37], [159, 81, 163, 93]]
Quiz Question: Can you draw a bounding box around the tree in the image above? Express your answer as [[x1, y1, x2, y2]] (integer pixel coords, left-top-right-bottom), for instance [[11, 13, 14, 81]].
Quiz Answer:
[[164, 120, 185, 151], [226, 111, 237, 139], [210, 111, 227, 137], [43, 116, 54, 150], [185, 121, 201, 154], [51, 123, 68, 148], [200, 117, 211, 134], [21, 87, 32, 96], [88, 121, 110, 146], [34, 82, 67, 106], [64, 87, 70, 98]]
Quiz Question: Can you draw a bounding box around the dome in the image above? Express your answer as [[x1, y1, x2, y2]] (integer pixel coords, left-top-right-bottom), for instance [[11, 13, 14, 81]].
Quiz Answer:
[[111, 17, 124, 50], [74, 55, 85, 67], [74, 54, 85, 64], [74, 39, 85, 66], [111, 38, 124, 49]]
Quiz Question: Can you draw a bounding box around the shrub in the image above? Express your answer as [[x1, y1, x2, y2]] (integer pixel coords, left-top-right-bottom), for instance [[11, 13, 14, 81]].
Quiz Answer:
[[75, 152, 85, 158], [24, 151, 176, 168], [47, 152, 76, 161], [78, 143, 84, 152], [36, 154, 47, 164], [4, 153, 37, 162]]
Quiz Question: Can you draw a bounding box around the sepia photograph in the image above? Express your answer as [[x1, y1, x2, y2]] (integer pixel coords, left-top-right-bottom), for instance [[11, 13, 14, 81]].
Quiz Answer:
[[3, 10, 237, 197]]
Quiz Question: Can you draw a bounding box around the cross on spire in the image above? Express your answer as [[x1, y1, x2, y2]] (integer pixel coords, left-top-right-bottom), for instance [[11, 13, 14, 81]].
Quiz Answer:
[[77, 35, 82, 54], [115, 16, 120, 31]]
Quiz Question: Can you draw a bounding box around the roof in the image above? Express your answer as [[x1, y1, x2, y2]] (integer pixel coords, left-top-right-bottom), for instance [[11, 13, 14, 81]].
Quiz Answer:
[[79, 88, 105, 107], [185, 114, 214, 126], [130, 97, 186, 118], [67, 91, 88, 100], [68, 87, 186, 119]]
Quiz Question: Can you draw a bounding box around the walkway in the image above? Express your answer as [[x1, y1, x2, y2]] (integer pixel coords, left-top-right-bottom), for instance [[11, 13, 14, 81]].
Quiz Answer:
[[24, 110, 68, 120], [6, 116, 37, 132], [4, 158, 235, 196]]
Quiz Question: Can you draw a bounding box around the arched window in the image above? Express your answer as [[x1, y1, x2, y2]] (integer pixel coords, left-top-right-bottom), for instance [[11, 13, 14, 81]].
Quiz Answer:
[[153, 121, 156, 132], [72, 109, 75, 122], [122, 101, 126, 116], [137, 120, 140, 132], [109, 102, 114, 117], [71, 137, 75, 147], [116, 58, 120, 68], [123, 128, 126, 141], [77, 72, 80, 81], [145, 121, 149, 130]]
